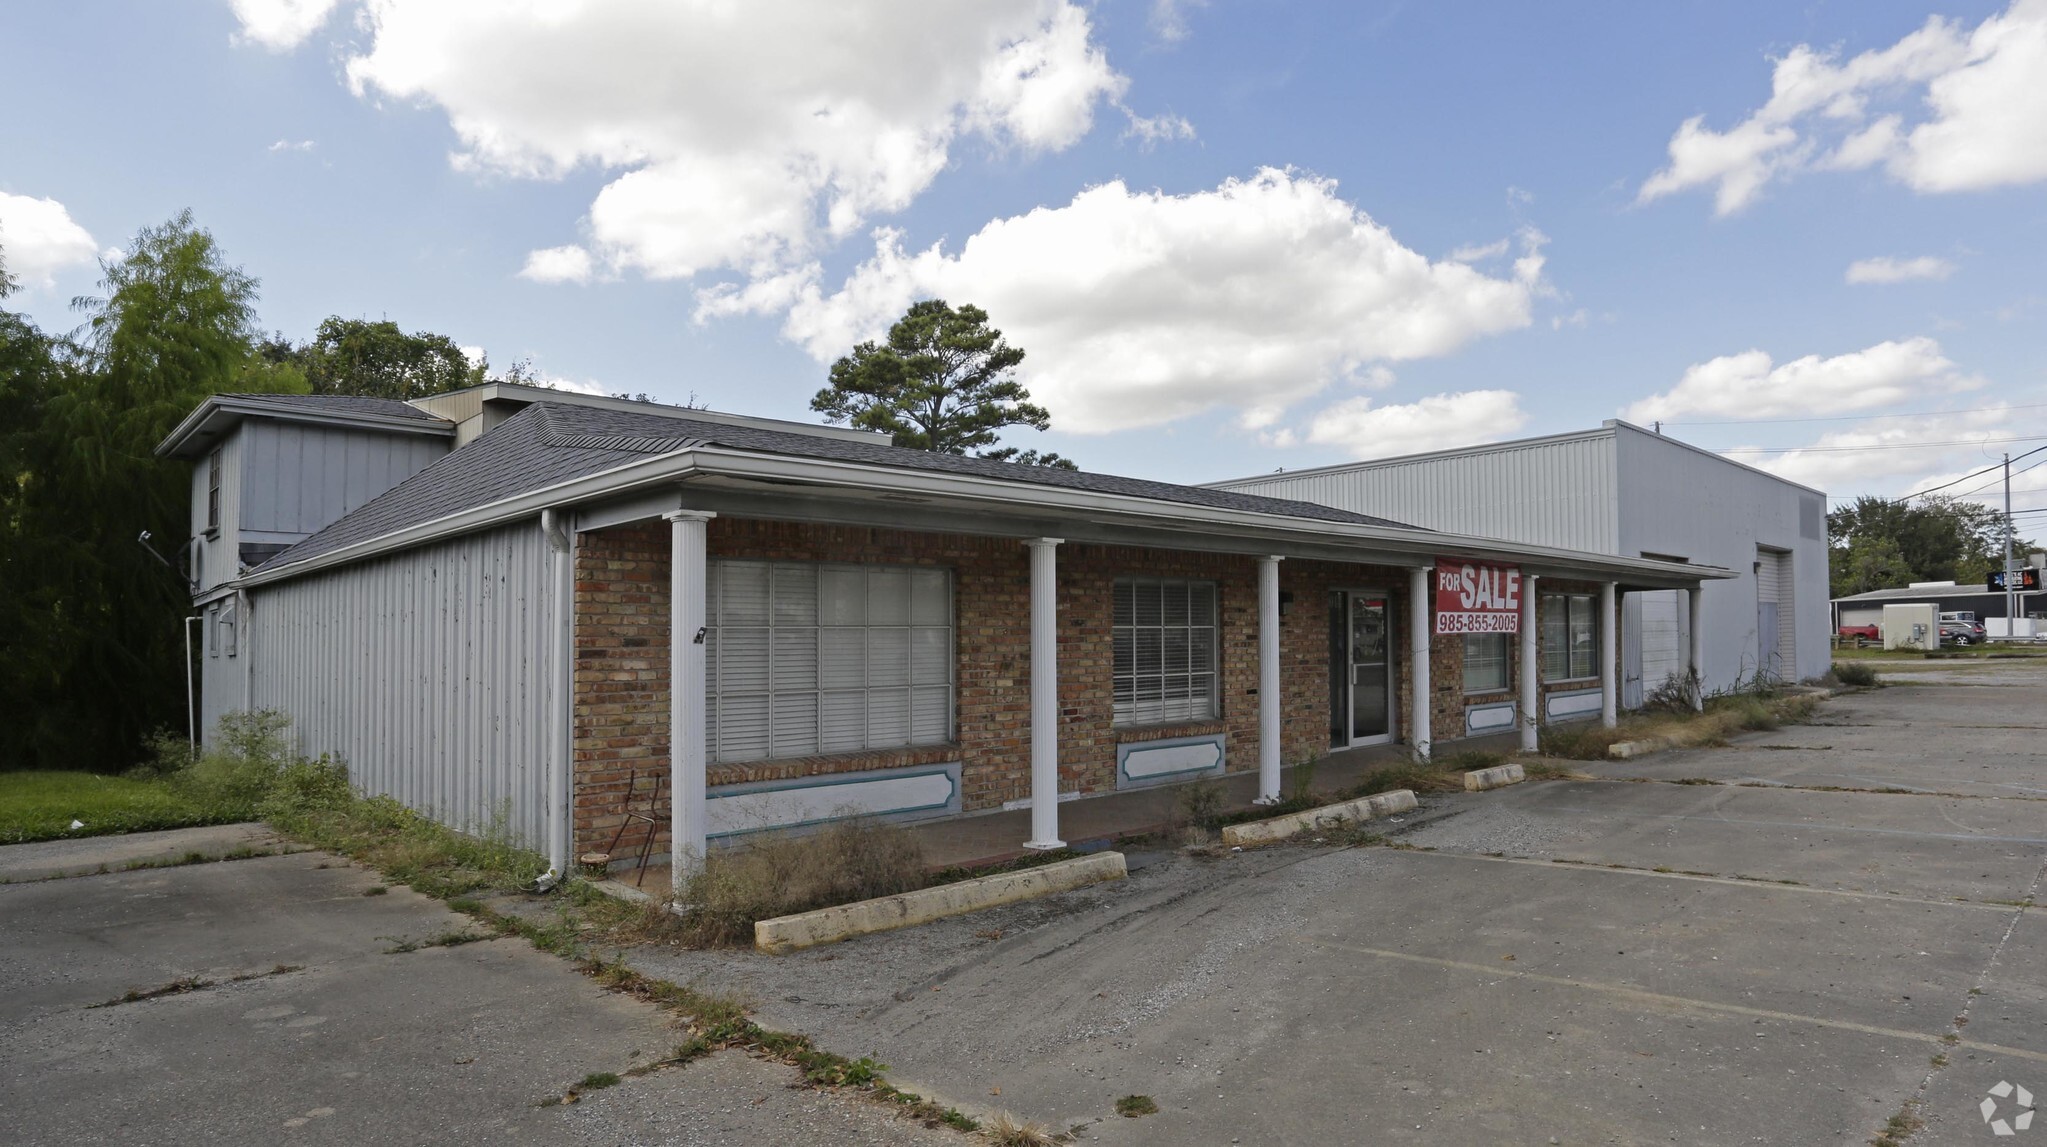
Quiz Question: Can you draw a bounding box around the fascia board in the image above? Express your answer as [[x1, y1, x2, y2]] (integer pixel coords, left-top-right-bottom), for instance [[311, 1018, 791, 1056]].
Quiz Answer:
[[155, 397, 454, 459]]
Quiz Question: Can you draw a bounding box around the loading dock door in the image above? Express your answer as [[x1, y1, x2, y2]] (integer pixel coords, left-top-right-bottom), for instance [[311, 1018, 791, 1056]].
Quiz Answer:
[[1638, 590, 1683, 697]]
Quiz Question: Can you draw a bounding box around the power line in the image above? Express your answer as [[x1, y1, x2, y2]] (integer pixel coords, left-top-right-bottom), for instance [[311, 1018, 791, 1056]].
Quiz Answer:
[[1953, 452, 2047, 500], [1662, 400, 2047, 427], [1720, 434, 2047, 455]]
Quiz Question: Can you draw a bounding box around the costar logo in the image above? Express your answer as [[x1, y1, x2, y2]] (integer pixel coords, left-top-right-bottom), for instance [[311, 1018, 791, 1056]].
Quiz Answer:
[[1982, 1081, 2035, 1136]]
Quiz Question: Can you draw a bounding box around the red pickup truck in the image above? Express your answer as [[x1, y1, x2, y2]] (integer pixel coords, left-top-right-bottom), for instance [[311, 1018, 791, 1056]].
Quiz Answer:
[[1837, 624, 1880, 646]]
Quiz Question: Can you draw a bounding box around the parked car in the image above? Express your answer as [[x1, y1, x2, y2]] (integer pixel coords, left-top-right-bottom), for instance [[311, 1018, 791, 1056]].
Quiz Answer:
[[1837, 624, 1880, 646], [1939, 618, 1987, 646]]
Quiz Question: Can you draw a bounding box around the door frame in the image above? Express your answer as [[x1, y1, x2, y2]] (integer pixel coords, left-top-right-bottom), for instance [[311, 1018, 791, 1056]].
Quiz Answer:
[[1331, 586, 1400, 750]]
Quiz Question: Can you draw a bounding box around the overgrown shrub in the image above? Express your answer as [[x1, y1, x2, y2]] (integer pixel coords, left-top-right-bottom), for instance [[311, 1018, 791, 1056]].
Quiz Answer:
[[259, 753, 353, 818], [676, 820, 928, 947], [172, 709, 296, 811], [1179, 781, 1227, 832], [1643, 668, 1703, 713], [1834, 661, 1880, 687]]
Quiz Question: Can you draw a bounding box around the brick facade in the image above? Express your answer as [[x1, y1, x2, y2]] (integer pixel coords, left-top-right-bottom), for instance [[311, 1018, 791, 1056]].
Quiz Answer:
[[570, 518, 1617, 857]]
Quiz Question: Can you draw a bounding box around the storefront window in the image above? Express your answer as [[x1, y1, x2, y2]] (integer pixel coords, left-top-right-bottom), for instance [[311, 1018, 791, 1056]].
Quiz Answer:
[[1463, 632, 1510, 692], [706, 560, 953, 763], [1541, 594, 1599, 681], [1113, 578, 1218, 725]]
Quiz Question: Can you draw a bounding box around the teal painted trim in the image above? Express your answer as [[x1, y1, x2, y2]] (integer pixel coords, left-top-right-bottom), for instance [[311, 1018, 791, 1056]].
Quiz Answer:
[[1115, 733, 1227, 789], [706, 763, 960, 839]]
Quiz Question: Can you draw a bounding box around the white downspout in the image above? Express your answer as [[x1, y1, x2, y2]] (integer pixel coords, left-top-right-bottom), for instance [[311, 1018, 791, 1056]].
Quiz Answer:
[[184, 615, 201, 752], [238, 590, 253, 712], [537, 508, 572, 890]]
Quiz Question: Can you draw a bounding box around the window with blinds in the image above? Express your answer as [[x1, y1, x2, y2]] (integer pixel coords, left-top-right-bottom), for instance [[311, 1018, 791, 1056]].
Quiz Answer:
[[1540, 594, 1598, 681], [706, 561, 954, 763], [1112, 578, 1218, 725], [1462, 632, 1509, 693]]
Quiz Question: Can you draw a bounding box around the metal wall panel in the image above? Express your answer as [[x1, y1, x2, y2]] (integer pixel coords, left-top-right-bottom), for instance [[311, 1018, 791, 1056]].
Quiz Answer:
[[1615, 425, 1830, 688], [238, 420, 446, 540], [243, 522, 555, 848], [1211, 434, 1621, 553]]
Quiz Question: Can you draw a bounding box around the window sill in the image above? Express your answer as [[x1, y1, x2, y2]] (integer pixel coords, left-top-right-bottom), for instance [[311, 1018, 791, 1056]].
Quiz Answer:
[[1543, 677, 1601, 687], [1462, 688, 1514, 699], [1115, 719, 1225, 743]]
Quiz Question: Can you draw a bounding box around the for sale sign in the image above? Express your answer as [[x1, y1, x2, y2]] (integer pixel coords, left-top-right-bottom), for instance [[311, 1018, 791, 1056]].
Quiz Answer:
[[1435, 559, 1522, 634]]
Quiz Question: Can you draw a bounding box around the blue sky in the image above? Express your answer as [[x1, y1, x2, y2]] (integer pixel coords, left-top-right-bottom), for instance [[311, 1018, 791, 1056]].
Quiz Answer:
[[3, 1, 2042, 510]]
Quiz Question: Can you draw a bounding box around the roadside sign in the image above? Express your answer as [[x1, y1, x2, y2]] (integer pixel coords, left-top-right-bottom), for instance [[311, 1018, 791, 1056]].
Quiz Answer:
[[1989, 568, 2041, 591], [1435, 559, 1522, 634]]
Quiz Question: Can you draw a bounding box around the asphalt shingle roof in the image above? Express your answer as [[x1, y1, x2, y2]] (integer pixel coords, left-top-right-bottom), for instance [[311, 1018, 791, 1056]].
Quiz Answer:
[[259, 401, 1419, 573]]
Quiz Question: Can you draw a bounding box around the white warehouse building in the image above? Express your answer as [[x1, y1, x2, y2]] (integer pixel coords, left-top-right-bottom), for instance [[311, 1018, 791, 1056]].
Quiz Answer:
[[1208, 420, 1831, 704]]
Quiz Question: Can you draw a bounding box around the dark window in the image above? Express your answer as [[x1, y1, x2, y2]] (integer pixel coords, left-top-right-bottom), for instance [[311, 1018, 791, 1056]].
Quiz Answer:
[[206, 450, 222, 533], [1541, 594, 1598, 681]]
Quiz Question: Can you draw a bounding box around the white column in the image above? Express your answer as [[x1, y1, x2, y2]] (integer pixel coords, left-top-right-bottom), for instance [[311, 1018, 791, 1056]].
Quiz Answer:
[[1255, 556, 1284, 804], [1687, 586, 1705, 712], [667, 510, 714, 893], [1024, 538, 1065, 850], [541, 509, 572, 885], [1408, 566, 1432, 762], [1519, 573, 1540, 752], [1599, 581, 1619, 729]]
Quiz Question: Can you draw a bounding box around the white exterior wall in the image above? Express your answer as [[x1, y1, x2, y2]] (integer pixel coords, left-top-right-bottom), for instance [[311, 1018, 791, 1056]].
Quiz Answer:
[[1614, 425, 1831, 688], [235, 523, 557, 848], [190, 432, 243, 595], [1214, 432, 1620, 553]]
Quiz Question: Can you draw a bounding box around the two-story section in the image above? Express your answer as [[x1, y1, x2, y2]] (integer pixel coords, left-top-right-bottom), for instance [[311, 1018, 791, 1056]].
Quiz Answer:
[[157, 394, 456, 732]]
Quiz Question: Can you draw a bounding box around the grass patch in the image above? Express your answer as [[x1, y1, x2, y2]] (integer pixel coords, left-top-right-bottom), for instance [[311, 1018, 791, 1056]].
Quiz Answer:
[[1537, 689, 1820, 761], [1832, 661, 1881, 687], [1872, 1100, 1923, 1147], [382, 928, 492, 954], [1115, 1094, 1159, 1117], [577, 1071, 621, 1091], [985, 1112, 1058, 1146], [673, 821, 929, 948], [0, 771, 247, 845]]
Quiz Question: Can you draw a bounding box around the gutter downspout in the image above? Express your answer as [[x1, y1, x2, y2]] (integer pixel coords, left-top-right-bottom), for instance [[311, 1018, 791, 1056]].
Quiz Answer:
[[184, 615, 201, 752], [238, 590, 253, 712], [536, 508, 573, 891]]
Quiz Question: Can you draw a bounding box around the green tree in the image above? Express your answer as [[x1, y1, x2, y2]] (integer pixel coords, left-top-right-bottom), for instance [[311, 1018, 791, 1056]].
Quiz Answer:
[[1827, 493, 2027, 594], [0, 212, 291, 771], [298, 316, 483, 400], [811, 300, 1077, 469]]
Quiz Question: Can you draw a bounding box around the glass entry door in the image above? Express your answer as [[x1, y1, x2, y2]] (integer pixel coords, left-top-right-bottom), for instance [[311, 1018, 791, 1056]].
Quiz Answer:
[[1329, 591, 1395, 748]]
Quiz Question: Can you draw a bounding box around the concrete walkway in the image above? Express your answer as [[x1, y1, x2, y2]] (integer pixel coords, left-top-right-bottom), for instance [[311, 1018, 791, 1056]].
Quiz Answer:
[[0, 822, 287, 883], [612, 733, 1520, 894]]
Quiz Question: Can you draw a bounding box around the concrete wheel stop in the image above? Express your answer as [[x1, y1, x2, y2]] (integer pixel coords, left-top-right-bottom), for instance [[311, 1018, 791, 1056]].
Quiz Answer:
[[1462, 763, 1527, 790], [753, 851, 1128, 954], [1218, 789, 1418, 848]]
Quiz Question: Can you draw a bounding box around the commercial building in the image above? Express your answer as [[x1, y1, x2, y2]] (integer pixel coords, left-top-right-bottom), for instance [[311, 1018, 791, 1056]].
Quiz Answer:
[[159, 386, 1729, 888], [1834, 577, 2047, 629], [1207, 420, 1830, 703]]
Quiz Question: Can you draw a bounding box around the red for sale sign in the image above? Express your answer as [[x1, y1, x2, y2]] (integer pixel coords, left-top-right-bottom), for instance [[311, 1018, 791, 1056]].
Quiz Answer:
[[1435, 559, 1522, 634]]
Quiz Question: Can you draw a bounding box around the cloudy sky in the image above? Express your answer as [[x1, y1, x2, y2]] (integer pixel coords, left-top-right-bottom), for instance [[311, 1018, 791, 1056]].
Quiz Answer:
[[3, 1, 2043, 513]]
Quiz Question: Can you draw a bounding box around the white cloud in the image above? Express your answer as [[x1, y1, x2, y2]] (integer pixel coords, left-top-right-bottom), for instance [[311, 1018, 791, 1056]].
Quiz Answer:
[[520, 245, 595, 285], [1639, 0, 2047, 213], [1299, 390, 1532, 460], [1845, 255, 1957, 284], [0, 192, 99, 290], [1624, 337, 1977, 423], [325, 1, 1129, 288], [1150, 0, 1206, 43], [1447, 238, 1510, 262], [230, 0, 342, 50], [1123, 110, 1196, 149], [267, 138, 316, 153], [1732, 407, 2017, 494], [761, 168, 1548, 434]]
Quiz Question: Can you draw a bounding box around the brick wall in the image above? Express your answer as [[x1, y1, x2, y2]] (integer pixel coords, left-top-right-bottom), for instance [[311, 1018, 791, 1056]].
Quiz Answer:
[[569, 517, 1612, 856]]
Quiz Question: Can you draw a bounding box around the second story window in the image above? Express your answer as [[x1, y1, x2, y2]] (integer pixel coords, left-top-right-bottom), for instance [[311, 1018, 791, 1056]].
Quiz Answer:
[[206, 449, 222, 534]]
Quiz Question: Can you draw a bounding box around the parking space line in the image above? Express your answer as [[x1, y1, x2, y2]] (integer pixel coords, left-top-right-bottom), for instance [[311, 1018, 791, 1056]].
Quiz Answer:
[[1381, 848, 2018, 911], [1293, 935, 2047, 1066], [1545, 806, 2047, 846]]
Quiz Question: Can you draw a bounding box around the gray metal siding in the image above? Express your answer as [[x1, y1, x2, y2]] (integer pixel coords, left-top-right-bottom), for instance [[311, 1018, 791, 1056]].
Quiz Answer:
[[1614, 425, 1831, 688], [1212, 435, 1620, 553], [244, 522, 555, 848], [191, 433, 243, 594], [239, 420, 446, 541]]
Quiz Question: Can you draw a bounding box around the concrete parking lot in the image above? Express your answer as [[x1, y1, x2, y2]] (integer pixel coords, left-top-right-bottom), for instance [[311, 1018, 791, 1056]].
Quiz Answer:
[[4, 660, 2042, 1145], [632, 661, 2046, 1145]]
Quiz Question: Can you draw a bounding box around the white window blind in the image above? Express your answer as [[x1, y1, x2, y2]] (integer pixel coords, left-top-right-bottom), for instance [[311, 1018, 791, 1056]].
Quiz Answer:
[[1113, 578, 1218, 725], [1462, 632, 1508, 692], [706, 560, 953, 763]]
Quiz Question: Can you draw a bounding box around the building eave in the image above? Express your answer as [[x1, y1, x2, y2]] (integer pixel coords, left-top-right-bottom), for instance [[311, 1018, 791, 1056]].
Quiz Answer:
[[154, 396, 456, 460]]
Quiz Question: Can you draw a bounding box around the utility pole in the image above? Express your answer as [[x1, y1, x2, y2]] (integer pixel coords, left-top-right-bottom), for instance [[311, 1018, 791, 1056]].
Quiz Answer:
[[2005, 452, 2018, 634]]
